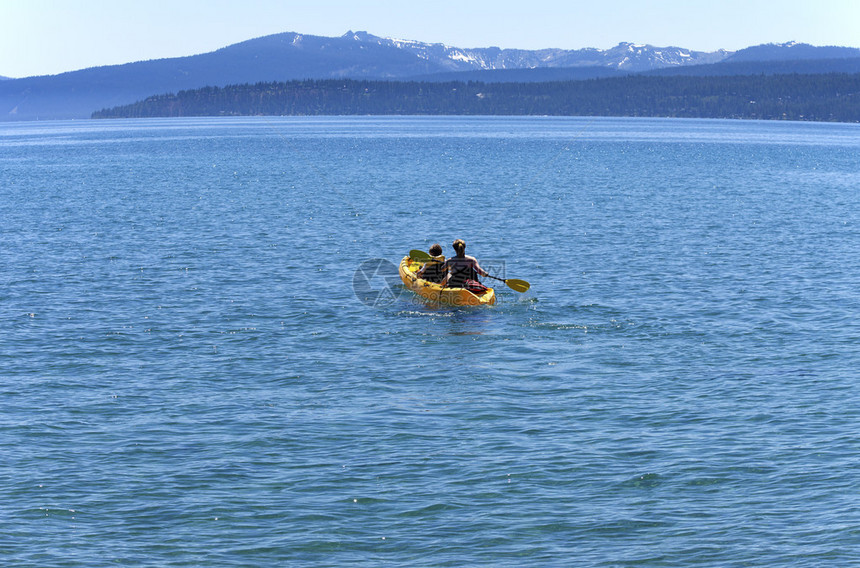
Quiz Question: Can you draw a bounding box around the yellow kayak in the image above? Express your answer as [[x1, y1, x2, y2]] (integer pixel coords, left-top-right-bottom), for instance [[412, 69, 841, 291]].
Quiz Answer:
[[399, 256, 495, 306]]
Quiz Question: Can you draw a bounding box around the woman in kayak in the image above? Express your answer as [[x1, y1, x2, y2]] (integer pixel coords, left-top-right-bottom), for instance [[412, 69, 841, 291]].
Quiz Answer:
[[416, 243, 446, 283], [441, 239, 489, 288]]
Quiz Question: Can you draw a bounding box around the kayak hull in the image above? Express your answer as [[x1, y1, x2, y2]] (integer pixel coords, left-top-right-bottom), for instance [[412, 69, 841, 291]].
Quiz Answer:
[[399, 256, 495, 306]]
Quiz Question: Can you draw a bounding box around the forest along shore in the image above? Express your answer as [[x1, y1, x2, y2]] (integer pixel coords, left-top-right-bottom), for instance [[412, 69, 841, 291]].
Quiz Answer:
[[93, 73, 860, 123]]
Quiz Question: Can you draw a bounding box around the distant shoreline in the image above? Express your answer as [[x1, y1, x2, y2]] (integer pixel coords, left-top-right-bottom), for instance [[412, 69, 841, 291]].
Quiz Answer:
[[92, 73, 860, 123]]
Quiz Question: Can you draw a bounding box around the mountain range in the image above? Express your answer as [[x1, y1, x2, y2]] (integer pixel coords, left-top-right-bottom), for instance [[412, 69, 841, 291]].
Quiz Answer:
[[2, 31, 860, 121]]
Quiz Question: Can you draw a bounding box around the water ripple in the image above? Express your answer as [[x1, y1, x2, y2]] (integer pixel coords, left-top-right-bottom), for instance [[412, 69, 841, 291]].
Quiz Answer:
[[1, 117, 858, 566]]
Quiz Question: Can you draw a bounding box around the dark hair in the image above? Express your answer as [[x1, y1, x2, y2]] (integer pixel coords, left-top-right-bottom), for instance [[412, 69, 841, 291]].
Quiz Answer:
[[452, 239, 466, 254], [429, 243, 443, 257]]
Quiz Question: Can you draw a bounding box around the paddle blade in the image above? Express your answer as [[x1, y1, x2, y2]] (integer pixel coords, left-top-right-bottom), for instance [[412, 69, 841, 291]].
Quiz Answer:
[[505, 278, 530, 293], [409, 249, 431, 260]]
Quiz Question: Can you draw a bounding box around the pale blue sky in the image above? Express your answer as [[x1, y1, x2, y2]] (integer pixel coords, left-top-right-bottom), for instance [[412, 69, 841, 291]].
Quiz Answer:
[[2, 0, 859, 78]]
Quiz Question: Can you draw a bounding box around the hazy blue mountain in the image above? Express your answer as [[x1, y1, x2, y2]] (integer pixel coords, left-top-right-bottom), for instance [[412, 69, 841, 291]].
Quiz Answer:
[[645, 57, 860, 77], [414, 56, 860, 83], [410, 66, 625, 83], [1, 32, 857, 121], [0, 32, 442, 121], [725, 41, 860, 62], [352, 32, 729, 72]]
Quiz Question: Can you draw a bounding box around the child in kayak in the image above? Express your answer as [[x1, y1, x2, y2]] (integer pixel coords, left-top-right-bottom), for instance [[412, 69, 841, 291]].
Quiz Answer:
[[441, 239, 489, 289], [416, 243, 446, 283]]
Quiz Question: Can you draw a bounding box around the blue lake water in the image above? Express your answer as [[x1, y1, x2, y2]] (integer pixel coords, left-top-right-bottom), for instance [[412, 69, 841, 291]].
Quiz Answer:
[[1, 116, 859, 566]]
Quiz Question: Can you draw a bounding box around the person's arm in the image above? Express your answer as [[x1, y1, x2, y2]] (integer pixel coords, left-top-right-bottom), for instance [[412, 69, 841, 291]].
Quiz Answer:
[[439, 260, 450, 287], [474, 259, 488, 278]]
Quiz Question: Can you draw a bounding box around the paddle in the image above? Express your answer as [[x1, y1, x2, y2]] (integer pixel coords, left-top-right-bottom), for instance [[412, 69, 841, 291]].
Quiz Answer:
[[483, 273, 531, 293], [408, 249, 530, 293]]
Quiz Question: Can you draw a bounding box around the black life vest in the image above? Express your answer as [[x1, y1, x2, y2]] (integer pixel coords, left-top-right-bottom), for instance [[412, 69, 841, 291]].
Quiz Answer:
[[445, 257, 478, 288], [421, 256, 446, 283]]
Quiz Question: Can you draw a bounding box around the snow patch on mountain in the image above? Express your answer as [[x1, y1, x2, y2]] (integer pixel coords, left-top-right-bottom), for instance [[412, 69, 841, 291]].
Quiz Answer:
[[344, 32, 734, 73]]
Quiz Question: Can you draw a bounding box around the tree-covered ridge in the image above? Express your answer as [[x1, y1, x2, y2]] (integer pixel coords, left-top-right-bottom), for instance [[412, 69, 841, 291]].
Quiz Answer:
[[93, 73, 860, 122]]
